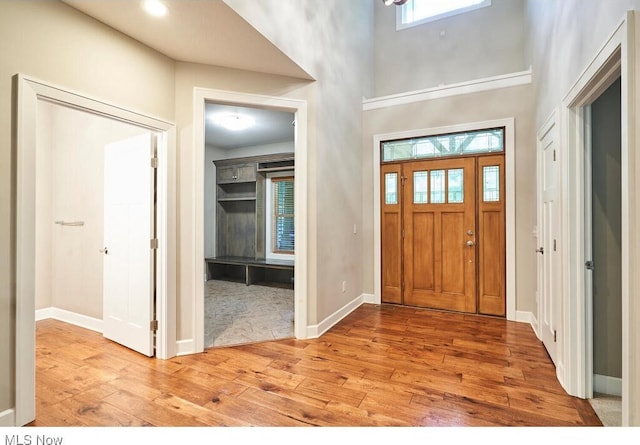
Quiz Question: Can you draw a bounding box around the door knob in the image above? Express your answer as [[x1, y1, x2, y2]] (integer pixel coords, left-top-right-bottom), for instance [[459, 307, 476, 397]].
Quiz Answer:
[[466, 240, 475, 247], [536, 247, 544, 255], [99, 247, 109, 255]]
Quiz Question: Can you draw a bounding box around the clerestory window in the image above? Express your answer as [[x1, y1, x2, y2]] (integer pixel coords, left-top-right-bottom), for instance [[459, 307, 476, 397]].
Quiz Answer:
[[397, 0, 492, 30]]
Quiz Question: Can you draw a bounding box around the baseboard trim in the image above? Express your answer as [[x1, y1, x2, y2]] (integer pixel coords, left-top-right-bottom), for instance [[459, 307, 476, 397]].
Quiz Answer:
[[0, 408, 16, 426], [594, 374, 622, 396], [176, 339, 196, 356], [35, 307, 102, 333], [306, 294, 365, 339], [361, 293, 376, 304]]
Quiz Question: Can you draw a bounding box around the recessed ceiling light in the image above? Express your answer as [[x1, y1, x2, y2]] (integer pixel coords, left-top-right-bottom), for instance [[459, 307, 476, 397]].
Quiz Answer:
[[142, 0, 168, 17], [211, 114, 255, 132]]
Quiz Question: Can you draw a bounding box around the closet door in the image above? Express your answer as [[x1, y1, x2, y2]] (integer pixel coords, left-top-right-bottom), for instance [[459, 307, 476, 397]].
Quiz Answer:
[[403, 157, 477, 313], [103, 133, 155, 357]]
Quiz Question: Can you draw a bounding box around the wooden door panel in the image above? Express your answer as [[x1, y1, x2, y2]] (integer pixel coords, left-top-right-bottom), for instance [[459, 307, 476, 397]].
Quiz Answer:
[[382, 212, 402, 296], [477, 155, 506, 316], [411, 212, 435, 291], [381, 164, 402, 304], [441, 212, 465, 294], [404, 158, 476, 313]]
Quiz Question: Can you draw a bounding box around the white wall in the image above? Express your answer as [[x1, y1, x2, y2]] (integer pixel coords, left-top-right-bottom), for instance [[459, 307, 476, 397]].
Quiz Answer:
[[526, 0, 640, 424], [35, 101, 150, 319], [374, 0, 528, 97]]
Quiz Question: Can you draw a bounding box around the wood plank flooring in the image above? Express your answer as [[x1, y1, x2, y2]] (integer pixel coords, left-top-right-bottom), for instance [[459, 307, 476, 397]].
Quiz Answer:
[[28, 304, 602, 427]]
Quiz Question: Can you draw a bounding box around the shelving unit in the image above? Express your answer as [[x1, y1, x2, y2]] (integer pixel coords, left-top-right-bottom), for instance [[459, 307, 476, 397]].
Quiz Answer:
[[210, 153, 294, 286]]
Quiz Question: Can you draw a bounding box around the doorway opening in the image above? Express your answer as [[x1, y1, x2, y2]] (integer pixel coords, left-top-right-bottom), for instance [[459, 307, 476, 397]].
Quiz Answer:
[[372, 118, 516, 321], [379, 127, 506, 316], [561, 14, 636, 425], [586, 77, 622, 424], [15, 75, 175, 426], [204, 102, 296, 348], [192, 88, 309, 355]]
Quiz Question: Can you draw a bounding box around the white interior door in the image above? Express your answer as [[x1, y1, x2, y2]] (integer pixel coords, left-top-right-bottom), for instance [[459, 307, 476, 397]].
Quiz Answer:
[[537, 115, 559, 365], [103, 133, 155, 357]]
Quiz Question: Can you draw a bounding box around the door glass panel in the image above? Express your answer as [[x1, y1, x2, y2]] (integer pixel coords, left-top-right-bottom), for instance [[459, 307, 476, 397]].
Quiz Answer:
[[448, 169, 464, 203], [430, 170, 445, 204], [414, 171, 428, 204], [483, 165, 500, 202], [385, 173, 398, 205]]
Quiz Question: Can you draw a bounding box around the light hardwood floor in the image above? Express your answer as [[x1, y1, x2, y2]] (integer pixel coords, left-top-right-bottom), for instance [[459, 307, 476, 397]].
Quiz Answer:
[[29, 304, 602, 427]]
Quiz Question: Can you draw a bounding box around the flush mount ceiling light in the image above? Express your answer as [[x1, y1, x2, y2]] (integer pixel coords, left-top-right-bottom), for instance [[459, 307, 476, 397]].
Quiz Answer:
[[383, 0, 408, 5], [142, 0, 168, 17], [211, 113, 255, 131]]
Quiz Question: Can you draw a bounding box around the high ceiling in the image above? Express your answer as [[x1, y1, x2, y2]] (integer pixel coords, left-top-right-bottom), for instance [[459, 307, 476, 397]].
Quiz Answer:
[[61, 0, 302, 149]]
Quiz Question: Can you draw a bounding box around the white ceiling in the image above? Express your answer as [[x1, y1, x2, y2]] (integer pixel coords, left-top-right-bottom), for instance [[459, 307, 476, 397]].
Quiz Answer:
[[205, 103, 294, 149], [61, 0, 312, 80], [61, 0, 302, 149]]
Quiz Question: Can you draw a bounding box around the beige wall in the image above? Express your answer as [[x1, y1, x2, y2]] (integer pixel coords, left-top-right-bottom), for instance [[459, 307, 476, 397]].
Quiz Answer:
[[200, 0, 376, 323], [173, 61, 314, 338], [362, 84, 536, 314], [0, 0, 175, 415], [374, 0, 528, 97]]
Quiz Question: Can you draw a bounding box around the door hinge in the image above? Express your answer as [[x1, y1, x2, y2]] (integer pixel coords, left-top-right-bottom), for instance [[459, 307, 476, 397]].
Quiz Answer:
[[402, 282, 405, 291], [553, 150, 556, 162], [150, 320, 158, 332], [151, 157, 159, 169], [553, 239, 557, 252], [554, 330, 557, 342], [402, 229, 405, 239], [150, 238, 159, 249]]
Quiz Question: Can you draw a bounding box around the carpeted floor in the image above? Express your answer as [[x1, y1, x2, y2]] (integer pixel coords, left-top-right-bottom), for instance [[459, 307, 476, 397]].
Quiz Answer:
[[204, 279, 294, 348], [589, 393, 622, 426]]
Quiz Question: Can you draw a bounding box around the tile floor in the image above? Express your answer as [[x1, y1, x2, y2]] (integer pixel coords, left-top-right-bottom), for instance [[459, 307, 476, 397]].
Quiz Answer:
[[204, 279, 294, 348], [589, 393, 622, 426]]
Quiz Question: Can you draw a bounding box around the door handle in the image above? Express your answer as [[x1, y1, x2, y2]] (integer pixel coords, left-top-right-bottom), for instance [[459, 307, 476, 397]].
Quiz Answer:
[[99, 247, 109, 255], [536, 247, 544, 255]]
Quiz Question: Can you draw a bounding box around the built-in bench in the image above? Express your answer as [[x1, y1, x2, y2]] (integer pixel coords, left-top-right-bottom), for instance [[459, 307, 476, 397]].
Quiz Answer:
[[205, 256, 294, 287]]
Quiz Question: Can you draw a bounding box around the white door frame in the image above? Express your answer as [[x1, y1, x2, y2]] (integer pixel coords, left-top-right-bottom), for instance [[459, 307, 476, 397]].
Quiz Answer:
[[372, 117, 516, 321], [561, 12, 636, 425], [14, 74, 176, 426], [192, 88, 308, 352]]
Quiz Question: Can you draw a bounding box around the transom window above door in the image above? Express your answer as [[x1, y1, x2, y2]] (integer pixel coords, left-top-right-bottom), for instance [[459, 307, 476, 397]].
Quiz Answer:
[[381, 127, 504, 163]]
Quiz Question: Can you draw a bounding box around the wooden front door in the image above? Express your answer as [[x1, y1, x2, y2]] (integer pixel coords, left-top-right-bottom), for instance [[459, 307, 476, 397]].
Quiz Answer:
[[381, 155, 506, 316], [404, 157, 477, 313]]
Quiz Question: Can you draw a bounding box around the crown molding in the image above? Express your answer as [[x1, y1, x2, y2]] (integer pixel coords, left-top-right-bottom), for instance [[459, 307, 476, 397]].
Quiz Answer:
[[363, 67, 532, 111]]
